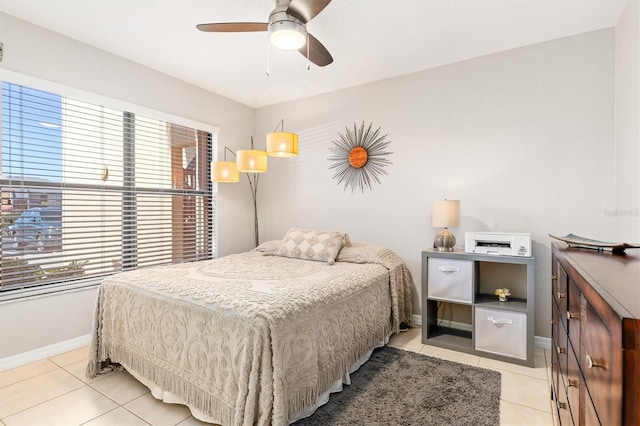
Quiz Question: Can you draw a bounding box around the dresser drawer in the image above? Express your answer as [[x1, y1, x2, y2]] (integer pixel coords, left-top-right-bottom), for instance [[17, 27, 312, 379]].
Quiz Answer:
[[553, 261, 568, 331], [552, 298, 559, 351], [567, 280, 581, 353], [474, 307, 526, 359], [552, 342, 575, 425], [566, 344, 580, 423], [427, 258, 473, 303], [554, 302, 569, 383], [551, 342, 560, 398], [583, 302, 615, 425]]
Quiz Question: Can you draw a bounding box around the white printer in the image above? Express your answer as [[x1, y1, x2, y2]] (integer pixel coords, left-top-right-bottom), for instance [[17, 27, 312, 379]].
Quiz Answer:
[[464, 232, 532, 257]]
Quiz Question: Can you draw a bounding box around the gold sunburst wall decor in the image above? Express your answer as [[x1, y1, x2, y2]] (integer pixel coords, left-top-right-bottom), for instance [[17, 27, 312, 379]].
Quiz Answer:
[[328, 122, 393, 193]]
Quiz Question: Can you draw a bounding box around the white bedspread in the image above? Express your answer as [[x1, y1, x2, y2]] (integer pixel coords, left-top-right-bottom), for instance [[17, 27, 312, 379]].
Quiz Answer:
[[87, 247, 413, 425]]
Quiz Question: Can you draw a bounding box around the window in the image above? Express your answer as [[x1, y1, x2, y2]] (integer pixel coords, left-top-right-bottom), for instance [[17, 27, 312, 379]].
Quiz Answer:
[[0, 81, 216, 296]]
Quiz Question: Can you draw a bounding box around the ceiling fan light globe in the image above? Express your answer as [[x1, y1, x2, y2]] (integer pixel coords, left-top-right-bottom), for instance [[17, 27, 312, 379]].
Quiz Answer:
[[269, 20, 306, 50]]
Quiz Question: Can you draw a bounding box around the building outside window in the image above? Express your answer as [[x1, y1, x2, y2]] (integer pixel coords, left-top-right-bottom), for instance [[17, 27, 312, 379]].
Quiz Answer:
[[0, 81, 216, 295]]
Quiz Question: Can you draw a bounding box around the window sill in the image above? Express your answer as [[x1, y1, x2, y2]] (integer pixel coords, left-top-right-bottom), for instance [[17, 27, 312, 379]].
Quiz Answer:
[[0, 276, 104, 304]]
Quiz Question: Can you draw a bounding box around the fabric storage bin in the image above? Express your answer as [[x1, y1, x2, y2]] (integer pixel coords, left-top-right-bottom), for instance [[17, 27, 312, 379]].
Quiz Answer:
[[427, 258, 473, 303], [474, 306, 527, 360]]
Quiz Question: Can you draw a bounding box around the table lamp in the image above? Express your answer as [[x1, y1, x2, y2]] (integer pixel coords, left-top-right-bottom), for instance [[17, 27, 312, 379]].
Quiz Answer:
[[432, 200, 460, 252]]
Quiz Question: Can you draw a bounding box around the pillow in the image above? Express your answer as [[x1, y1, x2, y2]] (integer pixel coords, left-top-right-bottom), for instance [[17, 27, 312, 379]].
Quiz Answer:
[[277, 227, 349, 265], [336, 242, 391, 264], [252, 240, 282, 254]]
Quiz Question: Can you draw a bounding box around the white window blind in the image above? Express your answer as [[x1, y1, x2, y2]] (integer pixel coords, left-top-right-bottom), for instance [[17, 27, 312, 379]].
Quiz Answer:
[[0, 82, 215, 294]]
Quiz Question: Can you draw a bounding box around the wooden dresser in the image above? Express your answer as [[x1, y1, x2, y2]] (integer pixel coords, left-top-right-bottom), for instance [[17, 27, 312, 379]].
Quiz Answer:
[[551, 243, 640, 425]]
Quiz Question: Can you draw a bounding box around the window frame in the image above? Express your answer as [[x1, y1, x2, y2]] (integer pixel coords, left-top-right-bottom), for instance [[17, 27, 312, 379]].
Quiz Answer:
[[0, 70, 219, 301]]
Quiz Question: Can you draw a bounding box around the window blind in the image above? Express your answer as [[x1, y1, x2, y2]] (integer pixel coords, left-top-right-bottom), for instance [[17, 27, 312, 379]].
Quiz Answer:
[[0, 82, 215, 294]]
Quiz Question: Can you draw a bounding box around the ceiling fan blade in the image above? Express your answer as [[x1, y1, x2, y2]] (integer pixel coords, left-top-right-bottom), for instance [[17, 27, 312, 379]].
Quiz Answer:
[[287, 0, 332, 23], [196, 22, 268, 32], [298, 33, 333, 67]]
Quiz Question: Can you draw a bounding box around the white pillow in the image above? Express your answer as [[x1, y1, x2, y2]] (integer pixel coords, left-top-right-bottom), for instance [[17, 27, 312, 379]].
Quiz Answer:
[[277, 227, 348, 265], [252, 240, 282, 254], [336, 242, 390, 264]]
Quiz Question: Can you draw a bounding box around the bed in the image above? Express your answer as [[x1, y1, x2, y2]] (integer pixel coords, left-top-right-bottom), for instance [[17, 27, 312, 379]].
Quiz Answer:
[[87, 229, 413, 425]]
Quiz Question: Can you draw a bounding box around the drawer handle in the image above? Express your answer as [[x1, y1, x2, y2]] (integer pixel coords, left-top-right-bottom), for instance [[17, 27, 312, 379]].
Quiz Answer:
[[586, 354, 604, 369], [438, 266, 460, 273], [558, 402, 567, 410], [487, 316, 512, 327], [568, 379, 578, 388], [566, 311, 579, 320], [557, 346, 566, 354], [557, 291, 566, 299]]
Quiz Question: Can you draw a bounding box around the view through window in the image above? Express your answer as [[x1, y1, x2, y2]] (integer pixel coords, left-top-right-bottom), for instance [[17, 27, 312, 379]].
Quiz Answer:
[[0, 82, 215, 294]]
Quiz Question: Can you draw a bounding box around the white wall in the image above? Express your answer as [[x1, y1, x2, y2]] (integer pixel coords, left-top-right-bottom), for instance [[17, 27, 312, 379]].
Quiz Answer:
[[0, 12, 254, 361], [255, 29, 617, 339], [1, 11, 633, 363], [615, 0, 640, 242], [0, 287, 98, 361]]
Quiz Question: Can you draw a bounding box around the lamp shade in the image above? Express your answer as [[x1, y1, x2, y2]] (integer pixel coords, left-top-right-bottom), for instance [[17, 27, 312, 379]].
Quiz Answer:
[[237, 149, 268, 173], [266, 132, 299, 157], [432, 200, 460, 228], [211, 161, 239, 183]]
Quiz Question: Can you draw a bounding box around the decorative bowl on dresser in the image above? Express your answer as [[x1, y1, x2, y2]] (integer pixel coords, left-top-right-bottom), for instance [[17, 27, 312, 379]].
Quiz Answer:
[[551, 242, 640, 425]]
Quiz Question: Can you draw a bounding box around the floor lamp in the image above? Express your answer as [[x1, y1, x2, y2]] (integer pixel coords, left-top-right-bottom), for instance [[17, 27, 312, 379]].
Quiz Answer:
[[211, 122, 298, 247]]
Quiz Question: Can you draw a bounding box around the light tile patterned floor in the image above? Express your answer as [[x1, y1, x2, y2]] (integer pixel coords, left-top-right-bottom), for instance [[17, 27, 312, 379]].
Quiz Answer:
[[0, 328, 554, 425]]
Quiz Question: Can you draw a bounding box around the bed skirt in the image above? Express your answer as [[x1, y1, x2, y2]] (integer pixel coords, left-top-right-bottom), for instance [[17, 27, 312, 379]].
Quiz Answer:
[[128, 336, 390, 425]]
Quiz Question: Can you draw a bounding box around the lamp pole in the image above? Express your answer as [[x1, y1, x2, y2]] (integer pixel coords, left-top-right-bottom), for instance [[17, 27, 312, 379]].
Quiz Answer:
[[246, 172, 260, 247]]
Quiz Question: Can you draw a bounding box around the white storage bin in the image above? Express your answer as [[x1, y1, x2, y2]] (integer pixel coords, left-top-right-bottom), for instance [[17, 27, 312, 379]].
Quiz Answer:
[[427, 258, 473, 303], [474, 306, 527, 360]]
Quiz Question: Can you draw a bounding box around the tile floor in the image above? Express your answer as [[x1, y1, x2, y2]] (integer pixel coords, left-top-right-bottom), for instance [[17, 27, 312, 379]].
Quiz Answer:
[[0, 328, 554, 425]]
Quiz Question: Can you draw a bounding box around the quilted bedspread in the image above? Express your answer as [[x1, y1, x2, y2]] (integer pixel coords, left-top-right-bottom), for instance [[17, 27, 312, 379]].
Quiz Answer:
[[87, 247, 413, 425]]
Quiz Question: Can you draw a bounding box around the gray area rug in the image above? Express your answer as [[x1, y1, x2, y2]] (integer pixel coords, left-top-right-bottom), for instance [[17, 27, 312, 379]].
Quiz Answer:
[[294, 346, 501, 426]]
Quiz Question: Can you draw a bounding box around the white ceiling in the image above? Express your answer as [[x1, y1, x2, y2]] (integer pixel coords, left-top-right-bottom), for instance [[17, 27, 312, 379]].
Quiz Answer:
[[0, 0, 629, 108]]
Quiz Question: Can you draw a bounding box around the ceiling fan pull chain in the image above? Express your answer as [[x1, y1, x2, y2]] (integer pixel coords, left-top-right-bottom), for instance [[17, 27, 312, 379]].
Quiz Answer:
[[266, 36, 271, 76], [306, 32, 310, 71]]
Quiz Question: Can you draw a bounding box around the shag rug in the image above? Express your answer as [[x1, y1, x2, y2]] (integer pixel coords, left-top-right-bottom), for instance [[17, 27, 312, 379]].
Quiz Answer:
[[294, 346, 501, 426]]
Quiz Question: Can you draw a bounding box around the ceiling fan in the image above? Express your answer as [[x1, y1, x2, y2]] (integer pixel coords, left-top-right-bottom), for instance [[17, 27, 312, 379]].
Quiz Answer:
[[196, 0, 333, 67]]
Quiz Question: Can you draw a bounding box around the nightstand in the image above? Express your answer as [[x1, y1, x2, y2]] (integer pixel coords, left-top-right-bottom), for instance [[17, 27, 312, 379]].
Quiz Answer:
[[421, 248, 535, 367]]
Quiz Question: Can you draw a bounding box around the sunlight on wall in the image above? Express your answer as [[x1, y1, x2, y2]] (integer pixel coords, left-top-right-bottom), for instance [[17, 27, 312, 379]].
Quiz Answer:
[[287, 121, 341, 185]]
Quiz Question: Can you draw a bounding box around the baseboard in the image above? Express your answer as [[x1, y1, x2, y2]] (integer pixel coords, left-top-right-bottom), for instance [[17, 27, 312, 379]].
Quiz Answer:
[[0, 334, 92, 372], [411, 314, 422, 326], [535, 335, 551, 350], [410, 314, 552, 350]]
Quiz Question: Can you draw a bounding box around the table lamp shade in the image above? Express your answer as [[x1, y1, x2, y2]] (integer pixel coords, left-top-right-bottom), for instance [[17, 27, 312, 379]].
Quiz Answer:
[[432, 200, 460, 228], [432, 200, 460, 252], [237, 150, 268, 173]]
